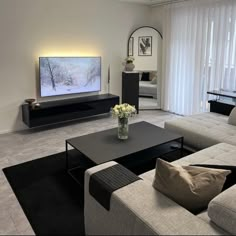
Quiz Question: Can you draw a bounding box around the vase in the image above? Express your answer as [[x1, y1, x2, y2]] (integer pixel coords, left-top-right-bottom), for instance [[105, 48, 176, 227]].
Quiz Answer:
[[125, 63, 135, 72], [118, 117, 129, 140]]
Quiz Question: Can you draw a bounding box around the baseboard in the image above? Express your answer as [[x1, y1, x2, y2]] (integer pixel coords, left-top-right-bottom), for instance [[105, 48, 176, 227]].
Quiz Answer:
[[0, 129, 14, 135], [0, 113, 111, 135], [0, 127, 25, 135]]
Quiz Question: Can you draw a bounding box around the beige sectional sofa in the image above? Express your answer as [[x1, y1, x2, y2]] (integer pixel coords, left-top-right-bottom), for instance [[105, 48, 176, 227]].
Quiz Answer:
[[84, 143, 236, 235], [165, 112, 236, 151]]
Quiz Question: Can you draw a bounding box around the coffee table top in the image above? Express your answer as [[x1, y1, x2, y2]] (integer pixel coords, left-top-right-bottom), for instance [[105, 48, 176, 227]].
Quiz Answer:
[[66, 121, 182, 165]]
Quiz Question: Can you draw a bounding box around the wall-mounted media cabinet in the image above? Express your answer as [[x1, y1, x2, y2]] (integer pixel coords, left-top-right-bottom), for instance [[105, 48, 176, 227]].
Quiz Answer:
[[22, 94, 119, 128]]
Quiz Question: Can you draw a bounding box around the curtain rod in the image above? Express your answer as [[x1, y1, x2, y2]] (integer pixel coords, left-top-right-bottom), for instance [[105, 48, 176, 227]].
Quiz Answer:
[[151, 0, 190, 7]]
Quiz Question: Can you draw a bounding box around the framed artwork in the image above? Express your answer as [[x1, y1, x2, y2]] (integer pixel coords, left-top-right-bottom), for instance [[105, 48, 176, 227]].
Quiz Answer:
[[128, 37, 134, 56], [138, 36, 152, 56]]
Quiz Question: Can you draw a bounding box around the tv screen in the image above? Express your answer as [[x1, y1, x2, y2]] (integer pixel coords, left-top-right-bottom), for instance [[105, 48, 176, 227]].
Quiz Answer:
[[39, 57, 101, 97]]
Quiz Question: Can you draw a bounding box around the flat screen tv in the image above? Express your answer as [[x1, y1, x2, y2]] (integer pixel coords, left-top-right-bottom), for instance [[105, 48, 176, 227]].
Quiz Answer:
[[39, 57, 101, 97]]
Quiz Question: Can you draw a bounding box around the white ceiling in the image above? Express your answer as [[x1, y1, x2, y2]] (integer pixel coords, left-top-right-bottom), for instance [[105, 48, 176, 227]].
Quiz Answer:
[[120, 0, 155, 4], [120, 0, 188, 6]]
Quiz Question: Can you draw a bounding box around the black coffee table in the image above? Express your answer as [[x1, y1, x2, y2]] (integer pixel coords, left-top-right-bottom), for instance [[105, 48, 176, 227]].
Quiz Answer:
[[65, 121, 183, 183]]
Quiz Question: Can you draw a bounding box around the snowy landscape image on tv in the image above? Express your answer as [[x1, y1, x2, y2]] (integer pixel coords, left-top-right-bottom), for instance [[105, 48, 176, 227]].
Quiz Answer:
[[39, 57, 101, 97]]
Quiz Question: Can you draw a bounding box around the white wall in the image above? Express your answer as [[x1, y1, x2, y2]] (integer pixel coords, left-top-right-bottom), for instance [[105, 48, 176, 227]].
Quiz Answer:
[[150, 6, 165, 109], [0, 0, 151, 133], [150, 6, 164, 35]]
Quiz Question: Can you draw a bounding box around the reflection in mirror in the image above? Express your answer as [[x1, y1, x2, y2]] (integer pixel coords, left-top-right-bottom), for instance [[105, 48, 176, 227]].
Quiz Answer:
[[127, 26, 162, 110]]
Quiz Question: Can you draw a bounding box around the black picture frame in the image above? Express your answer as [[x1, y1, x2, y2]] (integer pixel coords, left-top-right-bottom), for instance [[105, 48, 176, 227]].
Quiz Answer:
[[128, 37, 134, 56], [138, 36, 152, 56]]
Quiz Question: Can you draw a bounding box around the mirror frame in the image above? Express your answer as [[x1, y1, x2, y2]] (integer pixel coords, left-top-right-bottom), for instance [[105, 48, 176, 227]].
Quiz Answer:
[[127, 26, 163, 57]]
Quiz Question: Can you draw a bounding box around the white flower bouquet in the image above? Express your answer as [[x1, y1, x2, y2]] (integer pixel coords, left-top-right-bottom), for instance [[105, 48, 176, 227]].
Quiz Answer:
[[111, 103, 136, 119]]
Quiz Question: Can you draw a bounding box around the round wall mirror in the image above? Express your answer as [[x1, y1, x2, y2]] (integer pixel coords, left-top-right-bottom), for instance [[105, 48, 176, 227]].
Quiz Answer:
[[127, 26, 162, 109]]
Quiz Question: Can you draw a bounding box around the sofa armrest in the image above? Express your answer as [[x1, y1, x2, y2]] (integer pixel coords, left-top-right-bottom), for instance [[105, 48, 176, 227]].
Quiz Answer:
[[85, 161, 118, 178], [84, 162, 226, 235]]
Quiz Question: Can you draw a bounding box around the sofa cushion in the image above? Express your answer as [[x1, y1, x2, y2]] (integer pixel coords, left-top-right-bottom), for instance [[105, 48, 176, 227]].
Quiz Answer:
[[191, 164, 236, 191], [150, 78, 157, 84], [141, 72, 149, 81], [228, 107, 236, 126], [164, 112, 236, 150], [197, 210, 211, 223], [140, 143, 236, 183], [149, 71, 157, 81], [208, 185, 236, 235], [152, 159, 231, 213], [139, 81, 157, 97]]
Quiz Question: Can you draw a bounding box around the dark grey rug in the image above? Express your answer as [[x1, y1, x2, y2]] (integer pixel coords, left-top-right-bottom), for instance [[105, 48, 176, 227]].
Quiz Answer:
[[2, 145, 191, 235], [3, 151, 85, 235]]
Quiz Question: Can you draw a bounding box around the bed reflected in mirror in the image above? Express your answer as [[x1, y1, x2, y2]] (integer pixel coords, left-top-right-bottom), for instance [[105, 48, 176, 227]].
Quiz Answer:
[[139, 71, 158, 109]]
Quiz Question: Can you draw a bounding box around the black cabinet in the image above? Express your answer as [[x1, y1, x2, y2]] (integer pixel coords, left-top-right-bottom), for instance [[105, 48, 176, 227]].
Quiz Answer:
[[208, 100, 235, 116], [22, 94, 119, 128], [207, 90, 235, 116], [122, 72, 139, 113]]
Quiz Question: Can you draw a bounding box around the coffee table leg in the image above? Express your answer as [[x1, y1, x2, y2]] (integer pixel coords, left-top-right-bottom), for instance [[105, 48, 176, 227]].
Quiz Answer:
[[180, 137, 184, 157], [66, 141, 69, 170]]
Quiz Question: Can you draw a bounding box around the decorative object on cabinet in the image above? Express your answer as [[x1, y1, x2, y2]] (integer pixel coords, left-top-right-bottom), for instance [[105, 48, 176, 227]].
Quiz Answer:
[[25, 98, 36, 105], [123, 56, 135, 72]]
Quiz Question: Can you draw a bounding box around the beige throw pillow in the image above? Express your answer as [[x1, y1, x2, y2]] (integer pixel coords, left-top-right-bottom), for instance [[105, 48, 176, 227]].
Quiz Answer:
[[153, 159, 231, 213], [228, 107, 236, 126], [150, 78, 157, 84], [149, 71, 157, 81]]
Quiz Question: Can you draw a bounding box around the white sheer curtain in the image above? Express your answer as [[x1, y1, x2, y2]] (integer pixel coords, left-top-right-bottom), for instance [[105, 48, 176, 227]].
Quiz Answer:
[[162, 0, 236, 115]]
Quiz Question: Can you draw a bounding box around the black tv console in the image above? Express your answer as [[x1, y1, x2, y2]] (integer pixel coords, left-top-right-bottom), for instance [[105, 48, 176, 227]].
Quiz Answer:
[[22, 94, 119, 128]]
